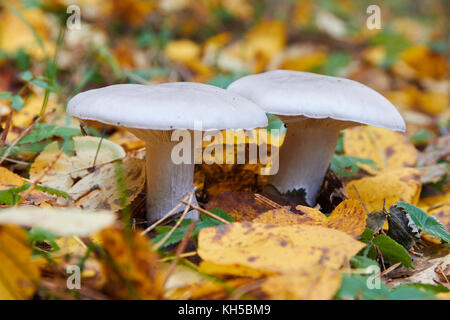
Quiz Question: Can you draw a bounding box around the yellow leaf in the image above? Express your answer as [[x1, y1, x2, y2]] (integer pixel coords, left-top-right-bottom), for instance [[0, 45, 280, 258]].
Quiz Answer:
[[99, 227, 163, 299], [165, 39, 201, 64], [198, 222, 365, 275], [280, 52, 327, 72], [109, 129, 145, 152], [254, 200, 366, 238], [417, 91, 448, 115], [13, 94, 54, 127], [253, 206, 325, 226], [0, 225, 40, 300], [0, 167, 25, 186], [346, 168, 422, 213], [104, 0, 154, 26], [344, 126, 418, 174], [205, 191, 273, 222], [260, 267, 342, 300], [327, 200, 367, 238], [401, 45, 448, 80], [0, 5, 55, 59]]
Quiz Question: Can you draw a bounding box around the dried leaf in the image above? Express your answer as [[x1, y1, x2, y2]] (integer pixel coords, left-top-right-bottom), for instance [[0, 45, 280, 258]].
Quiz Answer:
[[0, 207, 116, 237], [346, 168, 422, 213], [344, 126, 418, 174], [0, 226, 40, 299], [99, 227, 163, 299], [260, 267, 342, 300], [198, 222, 365, 275]]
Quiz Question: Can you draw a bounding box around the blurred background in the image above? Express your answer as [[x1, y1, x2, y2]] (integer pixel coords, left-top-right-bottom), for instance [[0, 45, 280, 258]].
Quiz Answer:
[[0, 0, 448, 190]]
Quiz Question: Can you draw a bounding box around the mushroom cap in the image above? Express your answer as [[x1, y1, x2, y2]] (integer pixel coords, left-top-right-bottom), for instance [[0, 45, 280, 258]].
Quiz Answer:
[[228, 70, 405, 131], [67, 82, 268, 131]]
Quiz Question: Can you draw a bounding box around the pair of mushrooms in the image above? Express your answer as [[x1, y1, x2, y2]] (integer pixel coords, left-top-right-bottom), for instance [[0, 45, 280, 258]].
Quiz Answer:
[[68, 70, 405, 221]]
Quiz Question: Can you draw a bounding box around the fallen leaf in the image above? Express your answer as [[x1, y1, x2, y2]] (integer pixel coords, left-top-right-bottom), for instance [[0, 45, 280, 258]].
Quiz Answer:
[[260, 267, 342, 300], [99, 226, 163, 299], [198, 222, 365, 275], [344, 126, 418, 174], [0, 167, 26, 186], [29, 137, 144, 210], [346, 168, 422, 213], [0, 225, 40, 299], [0, 207, 116, 237], [205, 191, 273, 222], [327, 200, 367, 237]]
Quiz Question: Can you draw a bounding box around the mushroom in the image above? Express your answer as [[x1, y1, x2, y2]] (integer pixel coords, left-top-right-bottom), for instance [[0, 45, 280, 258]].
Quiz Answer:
[[228, 70, 406, 205], [67, 82, 268, 221]]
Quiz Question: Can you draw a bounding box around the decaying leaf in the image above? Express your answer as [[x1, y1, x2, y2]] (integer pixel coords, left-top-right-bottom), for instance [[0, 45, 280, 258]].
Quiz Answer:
[[198, 222, 365, 275], [0, 167, 26, 186], [327, 200, 367, 237], [205, 191, 272, 221], [260, 267, 342, 300], [0, 207, 116, 237], [254, 200, 366, 238], [346, 168, 422, 213], [344, 126, 418, 174], [99, 226, 163, 300], [253, 206, 325, 226], [0, 226, 40, 300], [30, 137, 145, 210]]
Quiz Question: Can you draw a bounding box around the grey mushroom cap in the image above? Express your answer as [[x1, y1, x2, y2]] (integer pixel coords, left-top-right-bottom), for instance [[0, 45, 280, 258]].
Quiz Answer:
[[227, 70, 405, 131], [68, 82, 268, 131]]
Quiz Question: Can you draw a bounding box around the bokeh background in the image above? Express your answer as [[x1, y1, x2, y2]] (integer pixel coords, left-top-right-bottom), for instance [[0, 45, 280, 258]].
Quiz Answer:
[[0, 0, 448, 199]]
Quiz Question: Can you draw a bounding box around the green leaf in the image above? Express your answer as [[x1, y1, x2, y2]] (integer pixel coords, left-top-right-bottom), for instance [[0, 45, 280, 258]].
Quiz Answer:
[[0, 185, 30, 206], [373, 234, 413, 268], [207, 72, 249, 89], [410, 129, 434, 145], [397, 202, 450, 242], [350, 256, 378, 269], [28, 228, 60, 252], [331, 154, 376, 177], [20, 70, 33, 82], [388, 284, 441, 300], [0, 91, 24, 110], [34, 185, 69, 198], [266, 114, 287, 137], [323, 52, 351, 76], [335, 274, 390, 300], [153, 209, 234, 248], [18, 123, 81, 145], [201, 208, 234, 223]]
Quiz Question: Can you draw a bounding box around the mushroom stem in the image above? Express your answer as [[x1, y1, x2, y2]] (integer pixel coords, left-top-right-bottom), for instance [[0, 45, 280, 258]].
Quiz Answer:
[[268, 119, 341, 206], [145, 142, 199, 221], [129, 129, 199, 222]]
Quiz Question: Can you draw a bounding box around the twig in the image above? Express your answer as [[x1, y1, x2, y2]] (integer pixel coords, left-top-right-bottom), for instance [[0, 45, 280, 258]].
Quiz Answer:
[[15, 150, 63, 206], [158, 251, 197, 262], [180, 201, 230, 224], [352, 185, 370, 215], [153, 190, 195, 250], [162, 221, 197, 287], [0, 115, 40, 165], [0, 110, 13, 147], [254, 193, 282, 209], [140, 191, 193, 236], [378, 262, 401, 278], [91, 128, 106, 169]]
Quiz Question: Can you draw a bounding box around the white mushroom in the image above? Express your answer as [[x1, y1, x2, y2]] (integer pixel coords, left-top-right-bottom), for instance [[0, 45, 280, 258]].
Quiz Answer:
[[228, 70, 406, 205], [68, 83, 268, 221]]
